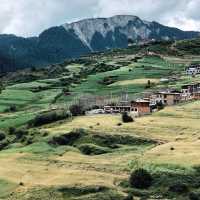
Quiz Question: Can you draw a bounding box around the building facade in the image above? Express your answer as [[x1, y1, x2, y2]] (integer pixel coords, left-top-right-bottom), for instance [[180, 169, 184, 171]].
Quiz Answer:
[[131, 99, 151, 116], [186, 65, 200, 76], [154, 91, 182, 106]]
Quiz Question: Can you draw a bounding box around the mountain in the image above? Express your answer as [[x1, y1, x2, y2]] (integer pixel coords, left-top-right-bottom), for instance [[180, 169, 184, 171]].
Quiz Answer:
[[0, 15, 199, 73], [63, 15, 199, 51]]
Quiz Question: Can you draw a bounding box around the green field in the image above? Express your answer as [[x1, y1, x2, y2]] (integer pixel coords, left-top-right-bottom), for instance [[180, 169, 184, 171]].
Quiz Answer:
[[0, 42, 200, 199]]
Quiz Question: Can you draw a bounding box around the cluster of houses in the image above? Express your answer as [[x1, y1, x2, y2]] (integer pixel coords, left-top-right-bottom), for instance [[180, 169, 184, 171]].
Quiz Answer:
[[186, 64, 200, 76], [85, 63, 200, 116], [103, 82, 200, 117]]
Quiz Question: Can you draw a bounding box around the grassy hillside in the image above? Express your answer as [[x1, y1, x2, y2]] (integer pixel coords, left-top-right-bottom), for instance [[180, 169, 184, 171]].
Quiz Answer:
[[0, 42, 200, 199], [0, 101, 200, 199], [176, 38, 200, 55]]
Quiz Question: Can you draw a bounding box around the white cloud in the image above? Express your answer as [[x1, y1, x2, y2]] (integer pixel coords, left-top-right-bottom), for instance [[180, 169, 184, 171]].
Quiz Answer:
[[96, 0, 200, 31], [0, 0, 200, 37], [0, 0, 97, 37]]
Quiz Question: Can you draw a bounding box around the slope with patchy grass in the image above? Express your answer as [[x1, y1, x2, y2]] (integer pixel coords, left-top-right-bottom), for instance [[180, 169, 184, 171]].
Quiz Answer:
[[0, 101, 198, 199], [0, 44, 200, 199]]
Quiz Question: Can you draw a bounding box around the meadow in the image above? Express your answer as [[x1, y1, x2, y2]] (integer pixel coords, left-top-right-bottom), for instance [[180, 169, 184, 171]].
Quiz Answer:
[[0, 43, 200, 199], [0, 101, 199, 199]]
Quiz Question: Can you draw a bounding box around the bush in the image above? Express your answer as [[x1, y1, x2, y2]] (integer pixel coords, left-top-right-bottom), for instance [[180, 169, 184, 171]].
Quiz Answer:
[[156, 101, 164, 110], [14, 129, 28, 140], [129, 169, 153, 189], [93, 133, 155, 148], [4, 105, 17, 113], [69, 104, 85, 116], [48, 129, 84, 146], [30, 110, 70, 127], [0, 139, 9, 150], [145, 80, 151, 89], [10, 105, 17, 112], [0, 131, 6, 141], [168, 182, 189, 194], [99, 76, 118, 85], [189, 192, 199, 200], [122, 112, 134, 123], [9, 105, 17, 112], [62, 88, 70, 95], [78, 144, 110, 155], [19, 182, 24, 186], [123, 193, 133, 200], [8, 127, 16, 135]]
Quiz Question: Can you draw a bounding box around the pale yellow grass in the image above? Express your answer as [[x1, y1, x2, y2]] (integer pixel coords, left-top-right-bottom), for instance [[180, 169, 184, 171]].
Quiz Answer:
[[55, 151, 140, 171], [44, 109, 200, 142], [43, 101, 200, 167], [109, 78, 160, 86], [144, 141, 200, 166], [0, 152, 125, 190], [0, 101, 199, 195]]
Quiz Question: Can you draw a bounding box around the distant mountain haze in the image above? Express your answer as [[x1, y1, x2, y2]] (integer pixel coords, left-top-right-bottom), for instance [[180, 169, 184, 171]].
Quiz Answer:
[[0, 15, 199, 73]]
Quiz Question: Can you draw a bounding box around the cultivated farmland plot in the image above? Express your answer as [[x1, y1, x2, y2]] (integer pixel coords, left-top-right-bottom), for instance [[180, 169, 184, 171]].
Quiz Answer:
[[0, 41, 200, 199]]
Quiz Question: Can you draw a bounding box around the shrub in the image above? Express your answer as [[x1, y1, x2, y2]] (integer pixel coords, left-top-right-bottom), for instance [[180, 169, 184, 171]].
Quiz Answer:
[[78, 144, 110, 155], [19, 182, 24, 186], [99, 76, 118, 85], [122, 112, 134, 123], [93, 133, 155, 148], [145, 80, 151, 89], [129, 169, 153, 189], [4, 105, 17, 113], [189, 192, 199, 200], [25, 136, 34, 145], [49, 129, 84, 146], [123, 193, 133, 200], [0, 139, 9, 150], [193, 165, 200, 174], [15, 129, 28, 140], [9, 105, 17, 112], [117, 123, 122, 126], [30, 110, 70, 127], [156, 101, 164, 110], [8, 127, 16, 135], [168, 182, 189, 194], [69, 104, 85, 116], [0, 131, 6, 141], [62, 88, 70, 95]]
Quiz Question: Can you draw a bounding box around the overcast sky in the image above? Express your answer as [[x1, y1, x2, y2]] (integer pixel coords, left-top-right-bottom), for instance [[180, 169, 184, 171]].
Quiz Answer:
[[1, 0, 200, 37]]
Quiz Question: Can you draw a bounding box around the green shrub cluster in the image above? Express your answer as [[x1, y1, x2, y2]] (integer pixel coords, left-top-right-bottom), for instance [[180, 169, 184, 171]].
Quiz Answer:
[[48, 129, 84, 146], [78, 143, 110, 155], [122, 112, 134, 123], [129, 168, 153, 189], [69, 104, 85, 116], [29, 110, 70, 127]]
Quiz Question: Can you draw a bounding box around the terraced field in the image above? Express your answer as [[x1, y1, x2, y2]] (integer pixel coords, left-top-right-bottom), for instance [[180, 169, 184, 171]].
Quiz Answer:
[[0, 101, 199, 199], [0, 48, 200, 199]]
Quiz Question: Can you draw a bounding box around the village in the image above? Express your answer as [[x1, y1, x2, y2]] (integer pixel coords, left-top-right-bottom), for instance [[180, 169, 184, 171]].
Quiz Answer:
[[84, 64, 200, 117]]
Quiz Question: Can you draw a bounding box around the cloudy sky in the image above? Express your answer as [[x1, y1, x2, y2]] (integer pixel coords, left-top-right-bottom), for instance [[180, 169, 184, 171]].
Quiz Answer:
[[0, 0, 200, 37]]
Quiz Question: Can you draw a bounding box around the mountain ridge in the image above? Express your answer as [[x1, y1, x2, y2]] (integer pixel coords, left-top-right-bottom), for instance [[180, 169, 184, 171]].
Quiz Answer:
[[0, 15, 199, 73]]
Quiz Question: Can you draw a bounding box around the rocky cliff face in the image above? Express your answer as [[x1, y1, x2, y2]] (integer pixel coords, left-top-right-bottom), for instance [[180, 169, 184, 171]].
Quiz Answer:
[[0, 15, 199, 72], [63, 15, 199, 51], [63, 15, 152, 51]]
